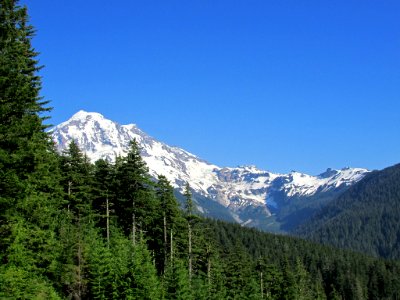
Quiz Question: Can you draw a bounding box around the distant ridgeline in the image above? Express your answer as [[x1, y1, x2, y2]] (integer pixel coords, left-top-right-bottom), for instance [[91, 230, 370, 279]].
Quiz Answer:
[[295, 163, 400, 260], [50, 110, 369, 234]]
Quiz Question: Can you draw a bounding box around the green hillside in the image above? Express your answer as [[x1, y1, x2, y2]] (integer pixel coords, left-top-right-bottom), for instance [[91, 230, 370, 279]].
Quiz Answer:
[[295, 163, 400, 259]]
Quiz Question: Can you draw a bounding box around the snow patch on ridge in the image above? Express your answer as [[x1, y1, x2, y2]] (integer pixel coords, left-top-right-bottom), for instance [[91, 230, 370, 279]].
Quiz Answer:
[[50, 111, 370, 222]]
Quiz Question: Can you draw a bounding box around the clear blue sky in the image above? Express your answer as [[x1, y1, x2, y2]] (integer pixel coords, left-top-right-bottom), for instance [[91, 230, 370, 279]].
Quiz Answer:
[[22, 0, 399, 174]]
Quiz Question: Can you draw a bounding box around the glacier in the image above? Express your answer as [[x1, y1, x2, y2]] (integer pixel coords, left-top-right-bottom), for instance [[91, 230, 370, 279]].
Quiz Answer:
[[50, 110, 369, 232]]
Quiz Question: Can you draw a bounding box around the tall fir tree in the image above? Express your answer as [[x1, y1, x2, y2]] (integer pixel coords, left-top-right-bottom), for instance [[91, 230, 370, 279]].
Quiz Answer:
[[223, 243, 260, 299], [114, 139, 157, 243], [184, 183, 194, 283], [155, 175, 183, 273], [163, 258, 193, 300], [59, 140, 94, 218], [0, 0, 63, 298], [0, 0, 50, 193], [127, 236, 162, 300], [92, 158, 115, 246], [59, 141, 95, 299]]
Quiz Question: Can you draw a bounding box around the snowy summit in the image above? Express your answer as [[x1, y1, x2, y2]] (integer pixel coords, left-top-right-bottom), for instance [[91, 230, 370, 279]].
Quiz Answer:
[[50, 111, 369, 231]]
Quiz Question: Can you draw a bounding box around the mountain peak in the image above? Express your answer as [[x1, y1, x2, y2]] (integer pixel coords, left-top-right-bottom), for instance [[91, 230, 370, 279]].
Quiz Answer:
[[319, 168, 339, 178], [70, 110, 106, 122], [51, 111, 370, 232]]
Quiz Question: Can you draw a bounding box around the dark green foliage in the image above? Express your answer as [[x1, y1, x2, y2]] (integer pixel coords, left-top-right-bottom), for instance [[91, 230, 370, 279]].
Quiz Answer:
[[86, 226, 162, 300], [223, 243, 260, 299], [59, 140, 94, 217], [0, 265, 61, 299], [296, 163, 400, 259], [155, 175, 184, 273], [127, 236, 162, 299], [184, 182, 194, 217], [0, 0, 49, 178], [4, 131, 400, 300], [0, 0, 64, 297], [2, 1, 400, 298], [205, 218, 400, 299], [114, 139, 157, 238], [272, 190, 342, 233], [92, 158, 115, 243], [163, 258, 193, 300], [86, 227, 112, 299]]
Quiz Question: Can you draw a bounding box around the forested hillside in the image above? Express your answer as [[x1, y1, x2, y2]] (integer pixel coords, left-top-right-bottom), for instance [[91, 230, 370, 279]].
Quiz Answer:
[[295, 163, 400, 259], [1, 1, 400, 299]]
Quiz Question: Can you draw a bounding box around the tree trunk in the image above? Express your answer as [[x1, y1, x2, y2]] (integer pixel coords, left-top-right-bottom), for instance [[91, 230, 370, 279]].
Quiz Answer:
[[207, 245, 211, 288], [68, 181, 72, 212], [207, 257, 211, 290], [170, 229, 173, 265], [106, 194, 110, 248], [77, 213, 83, 300], [163, 212, 167, 271], [188, 222, 192, 283], [260, 270, 264, 299], [132, 212, 136, 246]]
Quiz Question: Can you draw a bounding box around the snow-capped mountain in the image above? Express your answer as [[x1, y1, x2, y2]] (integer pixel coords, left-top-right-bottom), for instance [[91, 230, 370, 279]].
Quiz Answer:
[[51, 111, 369, 232]]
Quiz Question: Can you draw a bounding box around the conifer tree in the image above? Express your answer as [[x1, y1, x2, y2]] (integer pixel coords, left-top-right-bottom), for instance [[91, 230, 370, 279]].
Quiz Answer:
[[0, 0, 51, 201], [59, 141, 95, 299], [280, 259, 297, 299], [107, 227, 133, 299], [0, 0, 63, 297], [262, 263, 284, 299], [313, 271, 327, 300], [256, 257, 265, 299], [0, 0, 51, 238], [204, 243, 227, 300], [127, 236, 162, 300], [86, 227, 113, 300], [184, 183, 194, 283], [163, 258, 193, 300], [60, 140, 94, 217], [93, 159, 115, 246], [293, 258, 313, 299], [155, 175, 182, 273], [223, 243, 260, 299], [114, 139, 156, 243]]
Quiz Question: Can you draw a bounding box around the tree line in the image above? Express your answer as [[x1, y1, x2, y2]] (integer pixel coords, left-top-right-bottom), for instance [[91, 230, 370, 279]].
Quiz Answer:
[[296, 163, 400, 260]]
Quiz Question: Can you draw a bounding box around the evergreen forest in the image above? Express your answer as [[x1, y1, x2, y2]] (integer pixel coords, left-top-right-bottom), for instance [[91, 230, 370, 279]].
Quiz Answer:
[[1, 1, 400, 299], [296, 163, 400, 260]]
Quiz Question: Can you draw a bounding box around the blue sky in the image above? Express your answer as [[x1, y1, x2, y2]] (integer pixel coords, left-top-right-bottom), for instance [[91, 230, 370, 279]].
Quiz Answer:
[[22, 0, 399, 174]]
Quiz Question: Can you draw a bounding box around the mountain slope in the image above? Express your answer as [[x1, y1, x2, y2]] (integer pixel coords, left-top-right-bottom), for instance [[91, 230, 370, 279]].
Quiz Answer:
[[50, 110, 369, 231], [295, 163, 400, 259]]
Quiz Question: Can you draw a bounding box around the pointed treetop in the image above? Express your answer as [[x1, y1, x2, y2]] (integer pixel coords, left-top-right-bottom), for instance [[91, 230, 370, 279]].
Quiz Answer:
[[184, 183, 194, 217]]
